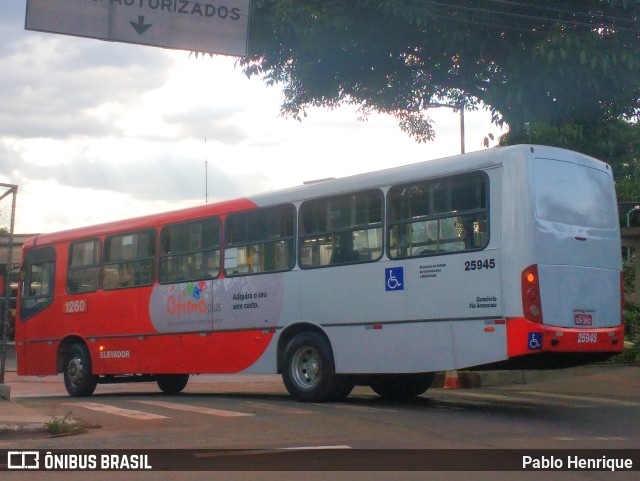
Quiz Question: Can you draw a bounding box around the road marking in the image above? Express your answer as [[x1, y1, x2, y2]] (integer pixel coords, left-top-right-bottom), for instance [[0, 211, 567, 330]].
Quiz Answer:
[[194, 445, 352, 459], [438, 390, 595, 408], [64, 402, 168, 420], [244, 401, 315, 415], [583, 374, 640, 389], [330, 404, 400, 414], [281, 445, 352, 450], [441, 391, 531, 402], [520, 391, 640, 407], [134, 400, 253, 417], [554, 436, 628, 442]]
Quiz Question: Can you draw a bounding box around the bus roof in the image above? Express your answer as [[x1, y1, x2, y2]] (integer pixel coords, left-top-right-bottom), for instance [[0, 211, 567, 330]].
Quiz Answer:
[[24, 145, 605, 249], [26, 198, 255, 249]]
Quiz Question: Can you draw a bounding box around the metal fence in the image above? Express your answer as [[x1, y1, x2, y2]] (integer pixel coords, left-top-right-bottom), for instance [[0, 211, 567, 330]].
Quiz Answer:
[[620, 201, 640, 228]]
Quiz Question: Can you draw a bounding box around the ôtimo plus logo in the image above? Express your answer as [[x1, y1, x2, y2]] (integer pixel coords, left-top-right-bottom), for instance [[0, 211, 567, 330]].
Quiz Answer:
[[165, 281, 210, 317]]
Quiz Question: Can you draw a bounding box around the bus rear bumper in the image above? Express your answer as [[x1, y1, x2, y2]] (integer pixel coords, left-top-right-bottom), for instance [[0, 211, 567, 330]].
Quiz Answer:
[[506, 317, 624, 359]]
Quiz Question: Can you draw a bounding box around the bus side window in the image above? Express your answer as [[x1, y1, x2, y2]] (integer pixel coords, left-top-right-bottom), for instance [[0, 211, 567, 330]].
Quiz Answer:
[[299, 190, 384, 269], [67, 239, 101, 293], [158, 218, 221, 284], [103, 230, 156, 290], [224, 205, 295, 277], [388, 173, 488, 258], [20, 247, 56, 321]]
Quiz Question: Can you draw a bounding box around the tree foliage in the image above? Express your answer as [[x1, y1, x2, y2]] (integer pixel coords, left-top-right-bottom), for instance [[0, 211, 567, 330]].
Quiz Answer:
[[241, 0, 640, 142]]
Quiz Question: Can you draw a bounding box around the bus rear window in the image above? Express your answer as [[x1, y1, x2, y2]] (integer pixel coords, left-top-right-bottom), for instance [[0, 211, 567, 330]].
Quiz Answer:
[[533, 158, 617, 230]]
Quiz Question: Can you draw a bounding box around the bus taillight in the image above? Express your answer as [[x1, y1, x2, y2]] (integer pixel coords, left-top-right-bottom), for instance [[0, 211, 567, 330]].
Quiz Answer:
[[522, 265, 543, 324]]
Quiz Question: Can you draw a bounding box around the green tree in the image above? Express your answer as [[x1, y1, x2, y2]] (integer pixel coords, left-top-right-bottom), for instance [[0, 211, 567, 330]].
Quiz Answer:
[[241, 0, 640, 142]]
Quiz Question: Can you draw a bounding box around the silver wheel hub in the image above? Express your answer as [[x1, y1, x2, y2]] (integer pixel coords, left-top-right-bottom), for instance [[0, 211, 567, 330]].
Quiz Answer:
[[291, 346, 322, 390], [67, 356, 84, 386]]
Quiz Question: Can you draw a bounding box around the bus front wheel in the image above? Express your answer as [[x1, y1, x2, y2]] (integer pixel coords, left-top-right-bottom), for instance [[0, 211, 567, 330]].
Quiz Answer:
[[157, 374, 189, 394], [282, 331, 351, 402], [63, 344, 98, 397]]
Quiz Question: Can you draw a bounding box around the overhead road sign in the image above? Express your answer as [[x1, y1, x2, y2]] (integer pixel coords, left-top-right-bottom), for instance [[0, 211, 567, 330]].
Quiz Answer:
[[25, 0, 250, 57]]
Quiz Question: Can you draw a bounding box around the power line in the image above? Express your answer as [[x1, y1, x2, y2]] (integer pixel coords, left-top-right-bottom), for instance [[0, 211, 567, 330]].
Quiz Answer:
[[414, 0, 640, 33], [482, 0, 638, 25]]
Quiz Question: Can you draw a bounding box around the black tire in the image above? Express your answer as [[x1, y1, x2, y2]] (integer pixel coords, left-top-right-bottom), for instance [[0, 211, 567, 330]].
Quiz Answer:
[[282, 331, 346, 402], [370, 373, 435, 399], [327, 376, 355, 401], [63, 343, 98, 397], [157, 374, 190, 394]]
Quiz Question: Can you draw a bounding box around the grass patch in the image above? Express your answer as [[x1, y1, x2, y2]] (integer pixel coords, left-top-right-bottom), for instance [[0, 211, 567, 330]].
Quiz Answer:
[[46, 412, 102, 437], [607, 302, 640, 363], [609, 343, 640, 363]]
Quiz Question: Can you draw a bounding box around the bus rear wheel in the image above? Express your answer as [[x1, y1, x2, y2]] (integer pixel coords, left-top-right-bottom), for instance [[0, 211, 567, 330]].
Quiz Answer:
[[157, 374, 189, 394], [370, 373, 435, 399], [63, 344, 98, 397], [282, 331, 351, 402]]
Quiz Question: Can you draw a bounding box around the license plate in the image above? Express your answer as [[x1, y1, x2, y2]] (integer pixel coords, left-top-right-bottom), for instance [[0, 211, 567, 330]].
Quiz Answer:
[[574, 313, 593, 326]]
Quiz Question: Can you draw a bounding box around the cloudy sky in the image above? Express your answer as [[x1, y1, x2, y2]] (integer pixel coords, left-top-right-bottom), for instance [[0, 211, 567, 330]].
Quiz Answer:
[[1, 0, 505, 234]]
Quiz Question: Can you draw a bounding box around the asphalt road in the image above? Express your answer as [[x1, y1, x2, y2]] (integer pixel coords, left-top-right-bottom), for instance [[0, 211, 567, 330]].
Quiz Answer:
[[1, 363, 639, 480]]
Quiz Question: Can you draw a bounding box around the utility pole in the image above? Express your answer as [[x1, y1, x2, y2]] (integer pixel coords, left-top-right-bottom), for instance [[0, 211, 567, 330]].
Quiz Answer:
[[428, 103, 465, 154], [460, 108, 465, 154], [204, 137, 208, 204]]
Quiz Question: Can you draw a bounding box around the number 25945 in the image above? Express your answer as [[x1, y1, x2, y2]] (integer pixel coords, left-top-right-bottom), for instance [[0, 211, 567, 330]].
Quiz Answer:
[[464, 258, 496, 271], [577, 333, 598, 344]]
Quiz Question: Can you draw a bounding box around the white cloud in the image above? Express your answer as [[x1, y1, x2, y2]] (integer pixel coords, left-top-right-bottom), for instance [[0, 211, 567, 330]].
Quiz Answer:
[[0, 31, 172, 139]]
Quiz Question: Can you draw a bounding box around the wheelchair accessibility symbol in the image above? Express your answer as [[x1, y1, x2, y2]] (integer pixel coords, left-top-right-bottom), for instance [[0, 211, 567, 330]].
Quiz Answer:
[[385, 267, 404, 291], [527, 332, 543, 351]]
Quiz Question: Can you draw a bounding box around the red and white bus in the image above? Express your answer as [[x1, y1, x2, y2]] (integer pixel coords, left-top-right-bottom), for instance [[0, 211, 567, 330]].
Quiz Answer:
[[16, 145, 624, 401]]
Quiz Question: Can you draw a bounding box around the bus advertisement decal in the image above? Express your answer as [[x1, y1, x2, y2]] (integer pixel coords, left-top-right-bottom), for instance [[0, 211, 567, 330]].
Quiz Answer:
[[149, 276, 284, 334]]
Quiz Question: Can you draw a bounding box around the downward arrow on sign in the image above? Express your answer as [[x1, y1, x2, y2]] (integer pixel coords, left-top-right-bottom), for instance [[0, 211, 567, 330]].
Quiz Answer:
[[130, 16, 152, 35]]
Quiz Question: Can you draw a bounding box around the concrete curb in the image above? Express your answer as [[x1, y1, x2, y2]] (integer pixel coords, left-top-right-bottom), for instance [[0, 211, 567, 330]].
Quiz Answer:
[[432, 363, 639, 389], [432, 370, 542, 388], [433, 370, 543, 389], [0, 401, 52, 436], [0, 423, 49, 434]]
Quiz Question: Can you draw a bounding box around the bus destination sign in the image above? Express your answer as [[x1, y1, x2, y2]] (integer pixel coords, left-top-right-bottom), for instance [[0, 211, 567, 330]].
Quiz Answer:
[[25, 0, 250, 56]]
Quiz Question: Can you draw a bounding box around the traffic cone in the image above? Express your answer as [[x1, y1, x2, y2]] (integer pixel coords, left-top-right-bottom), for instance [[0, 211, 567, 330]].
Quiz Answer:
[[444, 370, 462, 389]]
